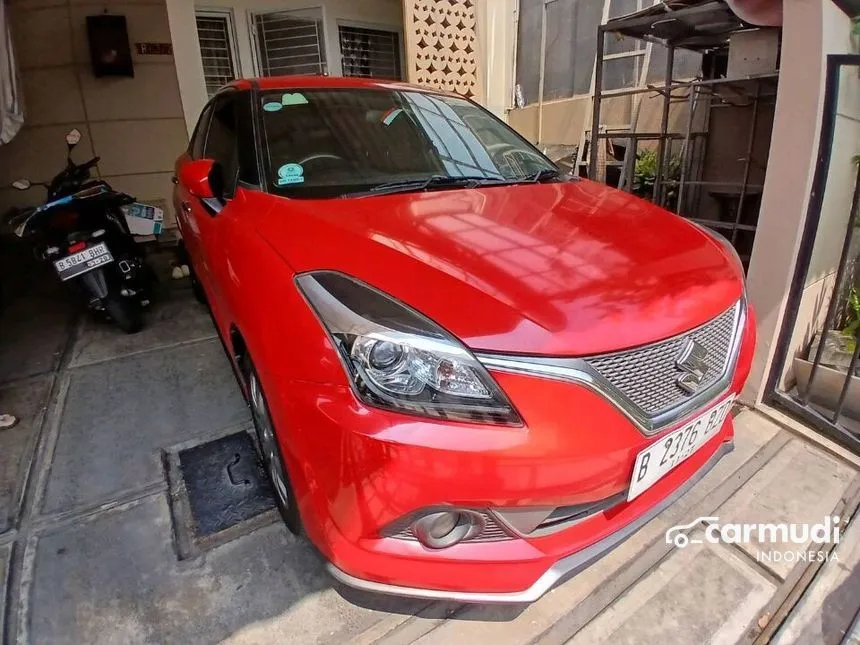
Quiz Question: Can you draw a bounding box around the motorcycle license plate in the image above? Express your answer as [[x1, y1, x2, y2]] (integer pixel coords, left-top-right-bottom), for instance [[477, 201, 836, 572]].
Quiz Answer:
[[54, 242, 114, 281]]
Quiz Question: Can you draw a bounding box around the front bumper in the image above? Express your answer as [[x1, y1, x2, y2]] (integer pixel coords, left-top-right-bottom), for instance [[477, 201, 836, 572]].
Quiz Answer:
[[326, 439, 733, 603], [266, 303, 756, 600]]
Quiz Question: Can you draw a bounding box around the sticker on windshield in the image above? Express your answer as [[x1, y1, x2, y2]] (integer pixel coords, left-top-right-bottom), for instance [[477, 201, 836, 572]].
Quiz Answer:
[[282, 92, 309, 106], [263, 101, 283, 112], [381, 107, 403, 125], [276, 163, 304, 186]]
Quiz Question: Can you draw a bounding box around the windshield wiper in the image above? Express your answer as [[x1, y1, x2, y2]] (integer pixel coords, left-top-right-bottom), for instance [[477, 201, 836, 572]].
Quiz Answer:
[[343, 174, 505, 198], [522, 168, 562, 183]]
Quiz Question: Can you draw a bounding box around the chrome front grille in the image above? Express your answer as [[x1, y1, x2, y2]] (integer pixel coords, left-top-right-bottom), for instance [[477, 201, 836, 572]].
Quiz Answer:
[[585, 301, 740, 417]]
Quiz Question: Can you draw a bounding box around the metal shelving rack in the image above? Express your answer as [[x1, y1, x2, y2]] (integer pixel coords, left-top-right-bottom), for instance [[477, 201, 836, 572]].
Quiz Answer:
[[584, 0, 780, 267]]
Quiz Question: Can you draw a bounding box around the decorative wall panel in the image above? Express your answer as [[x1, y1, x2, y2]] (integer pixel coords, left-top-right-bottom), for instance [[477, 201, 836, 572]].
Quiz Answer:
[[403, 0, 483, 100]]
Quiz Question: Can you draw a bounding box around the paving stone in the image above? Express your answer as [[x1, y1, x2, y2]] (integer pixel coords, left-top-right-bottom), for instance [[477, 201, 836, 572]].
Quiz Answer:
[[404, 413, 780, 645], [27, 495, 424, 645], [662, 409, 784, 526], [716, 439, 856, 579], [568, 531, 776, 645], [68, 288, 216, 368], [846, 615, 860, 645], [406, 516, 673, 645], [0, 377, 51, 533], [772, 514, 860, 645], [0, 541, 10, 639], [0, 293, 73, 384], [42, 340, 249, 513]]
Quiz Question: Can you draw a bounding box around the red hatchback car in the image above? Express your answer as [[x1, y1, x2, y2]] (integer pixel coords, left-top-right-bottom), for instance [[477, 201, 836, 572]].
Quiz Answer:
[[174, 76, 755, 602]]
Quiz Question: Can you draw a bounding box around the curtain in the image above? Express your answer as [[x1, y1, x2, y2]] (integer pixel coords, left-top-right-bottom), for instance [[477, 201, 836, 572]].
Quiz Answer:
[[0, 0, 23, 144]]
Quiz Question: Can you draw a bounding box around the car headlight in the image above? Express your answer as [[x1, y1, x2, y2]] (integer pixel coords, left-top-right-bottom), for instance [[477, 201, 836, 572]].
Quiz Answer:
[[296, 271, 521, 426]]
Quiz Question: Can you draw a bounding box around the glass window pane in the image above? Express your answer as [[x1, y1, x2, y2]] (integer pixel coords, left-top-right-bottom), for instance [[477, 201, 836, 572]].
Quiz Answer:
[[543, 0, 603, 101], [543, 0, 577, 101], [646, 45, 702, 83], [259, 88, 555, 198], [204, 95, 240, 196], [604, 32, 644, 55], [608, 0, 639, 19], [254, 10, 327, 76], [190, 103, 213, 159], [204, 98, 236, 163], [195, 15, 236, 98], [602, 56, 640, 91], [339, 26, 402, 80], [515, 0, 542, 105], [675, 49, 703, 79], [235, 94, 258, 185]]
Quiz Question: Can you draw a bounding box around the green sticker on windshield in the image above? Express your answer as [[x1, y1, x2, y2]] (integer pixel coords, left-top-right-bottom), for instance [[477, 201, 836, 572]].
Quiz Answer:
[[276, 163, 304, 186], [282, 92, 308, 106], [263, 101, 283, 112]]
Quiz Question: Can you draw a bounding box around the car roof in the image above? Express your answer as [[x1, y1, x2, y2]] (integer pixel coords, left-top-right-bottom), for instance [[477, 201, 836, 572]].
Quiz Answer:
[[224, 75, 459, 97]]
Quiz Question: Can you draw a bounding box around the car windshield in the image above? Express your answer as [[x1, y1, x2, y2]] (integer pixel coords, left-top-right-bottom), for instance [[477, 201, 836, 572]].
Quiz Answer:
[[259, 87, 557, 199]]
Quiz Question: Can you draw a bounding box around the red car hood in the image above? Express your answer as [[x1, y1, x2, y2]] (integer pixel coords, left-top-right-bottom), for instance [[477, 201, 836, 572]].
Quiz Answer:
[[252, 180, 743, 356]]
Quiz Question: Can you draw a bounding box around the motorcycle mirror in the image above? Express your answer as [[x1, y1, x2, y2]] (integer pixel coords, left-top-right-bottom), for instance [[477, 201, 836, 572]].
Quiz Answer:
[[11, 178, 31, 191], [65, 128, 82, 148]]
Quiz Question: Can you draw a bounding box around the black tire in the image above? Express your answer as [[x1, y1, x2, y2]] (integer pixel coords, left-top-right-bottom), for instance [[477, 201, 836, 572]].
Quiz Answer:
[[104, 296, 143, 334], [242, 355, 303, 534], [190, 269, 207, 305], [178, 242, 206, 305]]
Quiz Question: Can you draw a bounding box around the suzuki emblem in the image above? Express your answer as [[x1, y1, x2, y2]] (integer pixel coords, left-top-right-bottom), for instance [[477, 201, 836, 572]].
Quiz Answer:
[[675, 339, 709, 394]]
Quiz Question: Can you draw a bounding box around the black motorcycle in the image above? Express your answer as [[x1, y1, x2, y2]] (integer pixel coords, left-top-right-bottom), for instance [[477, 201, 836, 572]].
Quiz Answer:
[[7, 129, 154, 333]]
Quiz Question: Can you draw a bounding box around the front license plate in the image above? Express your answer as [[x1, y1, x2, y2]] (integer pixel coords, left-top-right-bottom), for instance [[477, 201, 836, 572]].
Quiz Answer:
[[627, 394, 735, 501], [53, 242, 113, 281]]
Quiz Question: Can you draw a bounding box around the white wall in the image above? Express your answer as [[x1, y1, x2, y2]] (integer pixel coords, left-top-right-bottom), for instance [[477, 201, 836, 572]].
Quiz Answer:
[[2, 0, 186, 228], [167, 0, 403, 136]]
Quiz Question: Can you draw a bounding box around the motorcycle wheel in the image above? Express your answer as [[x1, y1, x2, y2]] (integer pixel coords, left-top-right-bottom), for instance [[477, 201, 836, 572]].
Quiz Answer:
[[104, 296, 143, 334]]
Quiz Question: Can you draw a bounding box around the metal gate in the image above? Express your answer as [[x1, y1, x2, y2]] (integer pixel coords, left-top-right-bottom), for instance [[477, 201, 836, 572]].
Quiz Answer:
[[767, 54, 860, 454]]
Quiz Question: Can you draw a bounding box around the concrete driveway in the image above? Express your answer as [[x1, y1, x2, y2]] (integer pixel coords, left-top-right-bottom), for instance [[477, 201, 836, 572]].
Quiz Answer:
[[0, 246, 858, 645]]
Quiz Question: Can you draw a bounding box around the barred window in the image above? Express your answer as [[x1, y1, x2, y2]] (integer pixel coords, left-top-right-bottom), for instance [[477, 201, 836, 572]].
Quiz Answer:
[[339, 26, 402, 80], [195, 13, 237, 97], [254, 10, 327, 76]]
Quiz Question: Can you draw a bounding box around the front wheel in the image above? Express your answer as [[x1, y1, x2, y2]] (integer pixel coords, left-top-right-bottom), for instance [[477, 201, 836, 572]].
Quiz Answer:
[[189, 266, 207, 305], [104, 296, 143, 334], [243, 356, 302, 534]]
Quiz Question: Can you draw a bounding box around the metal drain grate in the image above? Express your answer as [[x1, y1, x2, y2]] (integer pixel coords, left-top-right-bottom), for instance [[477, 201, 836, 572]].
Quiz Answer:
[[178, 432, 275, 537]]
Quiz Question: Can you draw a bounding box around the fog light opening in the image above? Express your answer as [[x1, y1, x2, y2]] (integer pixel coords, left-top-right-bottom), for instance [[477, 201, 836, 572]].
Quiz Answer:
[[413, 510, 485, 549]]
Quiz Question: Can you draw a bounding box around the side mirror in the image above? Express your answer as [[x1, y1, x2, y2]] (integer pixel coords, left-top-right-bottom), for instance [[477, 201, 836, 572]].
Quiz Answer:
[[11, 178, 31, 191], [178, 158, 222, 200], [65, 128, 82, 150]]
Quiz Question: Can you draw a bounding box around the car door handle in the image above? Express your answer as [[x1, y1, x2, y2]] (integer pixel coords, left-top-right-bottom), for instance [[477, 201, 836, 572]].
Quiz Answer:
[[180, 201, 192, 215]]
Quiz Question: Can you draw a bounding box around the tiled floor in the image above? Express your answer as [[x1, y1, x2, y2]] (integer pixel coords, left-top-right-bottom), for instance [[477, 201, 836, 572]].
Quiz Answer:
[[0, 246, 858, 644]]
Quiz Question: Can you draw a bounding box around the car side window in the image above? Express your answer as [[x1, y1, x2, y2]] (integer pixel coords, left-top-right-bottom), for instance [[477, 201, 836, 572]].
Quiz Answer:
[[204, 95, 240, 199], [234, 93, 259, 186], [189, 103, 214, 160]]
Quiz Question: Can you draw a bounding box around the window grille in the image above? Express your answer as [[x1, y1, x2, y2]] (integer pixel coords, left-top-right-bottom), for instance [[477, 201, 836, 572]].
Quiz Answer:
[[254, 11, 327, 76], [339, 25, 402, 80], [195, 14, 237, 97]]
